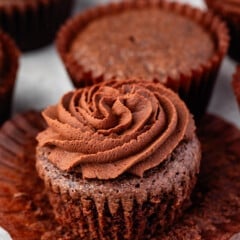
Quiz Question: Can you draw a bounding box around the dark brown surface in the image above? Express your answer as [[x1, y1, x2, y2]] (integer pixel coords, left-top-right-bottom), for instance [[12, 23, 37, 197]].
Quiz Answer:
[[57, 0, 229, 117], [0, 112, 240, 239], [0, 0, 74, 51]]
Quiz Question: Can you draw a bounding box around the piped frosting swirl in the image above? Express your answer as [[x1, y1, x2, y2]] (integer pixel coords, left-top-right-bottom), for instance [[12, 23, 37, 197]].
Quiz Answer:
[[37, 80, 194, 180]]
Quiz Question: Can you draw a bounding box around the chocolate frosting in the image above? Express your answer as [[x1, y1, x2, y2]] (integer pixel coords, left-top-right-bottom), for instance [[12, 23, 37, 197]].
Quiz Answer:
[[37, 80, 194, 180]]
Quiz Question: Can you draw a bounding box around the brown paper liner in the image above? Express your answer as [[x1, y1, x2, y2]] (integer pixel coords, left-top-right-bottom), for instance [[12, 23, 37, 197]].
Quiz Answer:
[[0, 112, 240, 239], [57, 0, 229, 118], [205, 0, 240, 62], [0, 0, 74, 51], [0, 111, 60, 240], [232, 66, 240, 108], [0, 32, 19, 125]]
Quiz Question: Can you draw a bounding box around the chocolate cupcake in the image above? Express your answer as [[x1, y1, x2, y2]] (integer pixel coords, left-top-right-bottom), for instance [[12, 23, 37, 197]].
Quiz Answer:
[[36, 80, 201, 239], [0, 0, 74, 51], [205, 0, 240, 61], [57, 0, 229, 117], [0, 31, 19, 125], [232, 66, 240, 108], [1, 111, 240, 239]]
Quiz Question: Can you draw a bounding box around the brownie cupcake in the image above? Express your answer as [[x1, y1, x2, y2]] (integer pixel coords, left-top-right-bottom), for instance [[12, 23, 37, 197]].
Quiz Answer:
[[57, 0, 229, 117], [205, 0, 240, 61], [36, 80, 201, 239], [232, 66, 240, 108], [1, 111, 240, 239], [0, 0, 74, 51], [0, 31, 19, 125]]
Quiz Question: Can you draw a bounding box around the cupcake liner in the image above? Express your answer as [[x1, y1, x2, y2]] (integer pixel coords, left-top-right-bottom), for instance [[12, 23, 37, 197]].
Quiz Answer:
[[232, 66, 240, 108], [0, 112, 240, 239], [36, 136, 201, 240], [205, 0, 240, 61], [57, 0, 229, 118], [0, 0, 74, 51], [0, 111, 55, 239], [0, 32, 19, 125]]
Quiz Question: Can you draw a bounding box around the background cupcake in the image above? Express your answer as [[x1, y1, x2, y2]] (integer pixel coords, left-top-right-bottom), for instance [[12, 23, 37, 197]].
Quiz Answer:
[[36, 80, 201, 239], [205, 0, 240, 61], [57, 0, 229, 118], [0, 0, 74, 51], [0, 31, 19, 125]]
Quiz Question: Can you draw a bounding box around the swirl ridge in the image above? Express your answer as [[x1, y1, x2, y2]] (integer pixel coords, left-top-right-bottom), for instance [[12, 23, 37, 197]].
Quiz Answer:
[[37, 80, 192, 179]]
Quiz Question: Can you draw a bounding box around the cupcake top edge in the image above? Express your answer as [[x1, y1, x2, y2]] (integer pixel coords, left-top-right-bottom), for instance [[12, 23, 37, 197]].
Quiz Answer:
[[57, 0, 229, 84]]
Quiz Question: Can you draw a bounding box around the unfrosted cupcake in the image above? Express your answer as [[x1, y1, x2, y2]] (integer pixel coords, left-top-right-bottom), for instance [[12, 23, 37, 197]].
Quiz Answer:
[[232, 66, 240, 108], [57, 0, 229, 117], [0, 0, 74, 51], [205, 0, 240, 61], [36, 80, 201, 239], [0, 31, 19, 125]]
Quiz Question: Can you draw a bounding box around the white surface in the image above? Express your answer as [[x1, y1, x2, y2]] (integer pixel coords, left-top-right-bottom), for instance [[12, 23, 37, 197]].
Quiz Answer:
[[2, 0, 240, 238], [0, 227, 12, 240]]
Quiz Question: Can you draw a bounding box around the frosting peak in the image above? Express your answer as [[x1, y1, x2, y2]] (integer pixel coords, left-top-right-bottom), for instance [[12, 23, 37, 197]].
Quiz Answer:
[[37, 80, 192, 180]]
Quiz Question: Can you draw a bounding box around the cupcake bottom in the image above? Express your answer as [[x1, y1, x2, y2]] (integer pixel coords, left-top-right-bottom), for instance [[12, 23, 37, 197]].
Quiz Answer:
[[36, 136, 201, 240]]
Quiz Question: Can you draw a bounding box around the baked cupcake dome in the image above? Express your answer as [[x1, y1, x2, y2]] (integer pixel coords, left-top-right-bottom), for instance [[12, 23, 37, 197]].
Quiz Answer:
[[57, 0, 229, 118], [36, 80, 201, 239], [0, 31, 19, 125], [205, 0, 240, 61], [0, 0, 74, 51], [232, 66, 240, 108]]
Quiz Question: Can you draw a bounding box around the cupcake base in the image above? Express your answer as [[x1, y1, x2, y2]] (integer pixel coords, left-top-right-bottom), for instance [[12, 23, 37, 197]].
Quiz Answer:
[[36, 136, 200, 240], [0, 112, 240, 239]]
